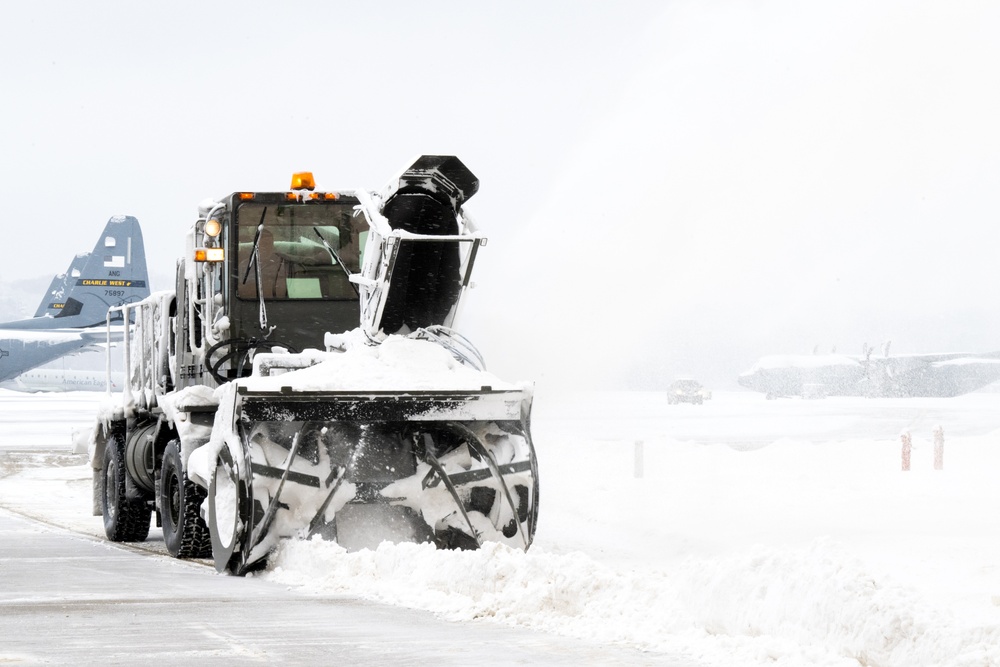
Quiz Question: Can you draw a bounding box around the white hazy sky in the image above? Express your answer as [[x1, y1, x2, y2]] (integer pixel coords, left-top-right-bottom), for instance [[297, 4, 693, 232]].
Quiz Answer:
[[2, 1, 999, 390]]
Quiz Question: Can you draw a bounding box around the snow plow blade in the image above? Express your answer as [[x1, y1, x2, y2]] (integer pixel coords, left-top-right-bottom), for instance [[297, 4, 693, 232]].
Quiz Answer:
[[207, 386, 538, 575]]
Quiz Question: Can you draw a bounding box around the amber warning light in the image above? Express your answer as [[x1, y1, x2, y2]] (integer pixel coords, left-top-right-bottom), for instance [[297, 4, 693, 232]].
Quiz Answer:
[[290, 172, 315, 190], [194, 248, 225, 263]]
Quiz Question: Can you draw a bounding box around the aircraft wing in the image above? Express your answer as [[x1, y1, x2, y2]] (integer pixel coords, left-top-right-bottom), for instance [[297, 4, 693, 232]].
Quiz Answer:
[[0, 330, 90, 383]]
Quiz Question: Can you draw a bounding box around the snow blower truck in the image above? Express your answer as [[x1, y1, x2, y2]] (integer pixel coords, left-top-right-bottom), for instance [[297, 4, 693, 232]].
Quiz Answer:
[[88, 156, 538, 574]]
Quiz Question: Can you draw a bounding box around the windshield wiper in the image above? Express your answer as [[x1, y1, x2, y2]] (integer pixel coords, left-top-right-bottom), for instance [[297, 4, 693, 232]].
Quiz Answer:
[[242, 208, 267, 286], [313, 226, 359, 296], [241, 208, 271, 333]]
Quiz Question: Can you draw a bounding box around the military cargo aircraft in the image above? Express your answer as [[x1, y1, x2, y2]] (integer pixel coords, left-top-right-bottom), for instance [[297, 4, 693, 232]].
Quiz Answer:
[[0, 216, 149, 385]]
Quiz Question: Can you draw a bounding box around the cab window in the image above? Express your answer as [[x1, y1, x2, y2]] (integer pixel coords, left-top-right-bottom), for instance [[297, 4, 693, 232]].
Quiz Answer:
[[235, 202, 368, 300]]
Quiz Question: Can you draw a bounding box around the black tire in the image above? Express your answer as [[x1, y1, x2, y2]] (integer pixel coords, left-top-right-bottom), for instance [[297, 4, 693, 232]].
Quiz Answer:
[[160, 440, 212, 558], [102, 434, 151, 542]]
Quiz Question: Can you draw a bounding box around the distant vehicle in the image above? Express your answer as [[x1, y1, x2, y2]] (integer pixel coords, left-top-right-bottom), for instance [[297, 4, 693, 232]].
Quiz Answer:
[[0, 216, 149, 385], [738, 343, 1000, 398], [667, 378, 711, 405]]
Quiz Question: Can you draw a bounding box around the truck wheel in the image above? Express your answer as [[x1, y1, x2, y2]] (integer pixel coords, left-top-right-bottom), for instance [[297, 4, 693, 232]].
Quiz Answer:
[[102, 434, 151, 542], [208, 445, 253, 574], [160, 441, 212, 558]]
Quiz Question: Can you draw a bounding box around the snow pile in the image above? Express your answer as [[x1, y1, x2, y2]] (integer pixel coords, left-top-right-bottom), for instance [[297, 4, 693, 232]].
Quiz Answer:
[[264, 536, 998, 666]]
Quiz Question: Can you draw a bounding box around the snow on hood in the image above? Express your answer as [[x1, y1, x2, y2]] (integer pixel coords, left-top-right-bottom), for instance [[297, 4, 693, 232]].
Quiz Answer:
[[243, 333, 518, 393]]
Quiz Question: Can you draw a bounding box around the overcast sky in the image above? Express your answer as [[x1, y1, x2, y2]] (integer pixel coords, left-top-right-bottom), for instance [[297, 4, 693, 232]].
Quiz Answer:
[[2, 1, 998, 390]]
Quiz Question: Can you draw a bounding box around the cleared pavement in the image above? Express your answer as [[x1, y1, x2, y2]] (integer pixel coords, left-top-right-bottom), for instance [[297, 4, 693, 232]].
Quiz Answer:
[[0, 509, 672, 665]]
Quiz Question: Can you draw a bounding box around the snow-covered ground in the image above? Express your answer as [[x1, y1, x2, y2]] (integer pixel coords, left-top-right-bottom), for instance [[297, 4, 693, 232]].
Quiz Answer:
[[1, 388, 999, 666]]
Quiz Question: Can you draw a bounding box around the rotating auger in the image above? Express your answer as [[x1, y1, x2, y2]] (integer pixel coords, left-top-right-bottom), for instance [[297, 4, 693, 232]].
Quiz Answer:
[[207, 391, 538, 574]]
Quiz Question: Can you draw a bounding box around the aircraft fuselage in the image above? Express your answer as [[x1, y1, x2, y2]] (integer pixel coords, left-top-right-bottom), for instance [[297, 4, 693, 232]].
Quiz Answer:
[[738, 352, 1000, 398]]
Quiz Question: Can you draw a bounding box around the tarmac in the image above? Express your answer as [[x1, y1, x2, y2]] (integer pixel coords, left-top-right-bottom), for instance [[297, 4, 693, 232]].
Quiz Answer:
[[0, 506, 675, 665]]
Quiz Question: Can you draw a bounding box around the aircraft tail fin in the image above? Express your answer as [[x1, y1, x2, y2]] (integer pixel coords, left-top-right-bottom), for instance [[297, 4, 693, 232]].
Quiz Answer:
[[2, 216, 150, 332], [53, 216, 151, 328], [33, 253, 91, 318]]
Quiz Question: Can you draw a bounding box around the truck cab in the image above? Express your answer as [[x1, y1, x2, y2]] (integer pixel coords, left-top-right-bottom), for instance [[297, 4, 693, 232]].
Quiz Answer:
[[175, 176, 369, 388]]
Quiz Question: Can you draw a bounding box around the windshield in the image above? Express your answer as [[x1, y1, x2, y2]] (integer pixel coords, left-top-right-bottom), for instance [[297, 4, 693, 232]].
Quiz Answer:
[[236, 202, 369, 300]]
